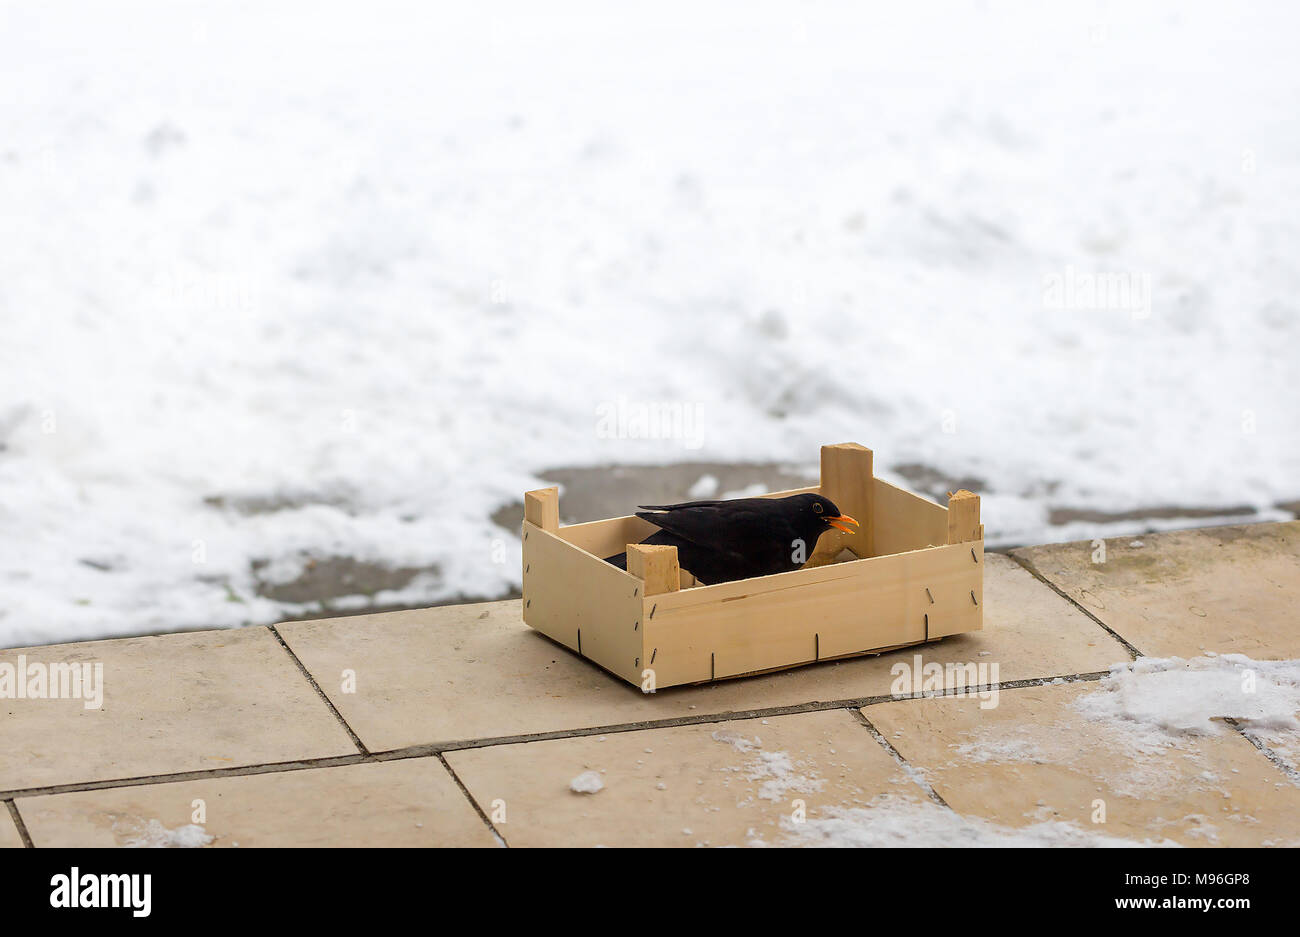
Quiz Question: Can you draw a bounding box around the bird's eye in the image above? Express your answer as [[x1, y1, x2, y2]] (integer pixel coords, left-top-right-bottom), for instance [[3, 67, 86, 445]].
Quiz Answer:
[[813, 502, 823, 513]]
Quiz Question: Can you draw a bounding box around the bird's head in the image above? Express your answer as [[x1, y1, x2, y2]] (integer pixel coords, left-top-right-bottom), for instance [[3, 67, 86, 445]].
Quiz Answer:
[[799, 493, 860, 535]]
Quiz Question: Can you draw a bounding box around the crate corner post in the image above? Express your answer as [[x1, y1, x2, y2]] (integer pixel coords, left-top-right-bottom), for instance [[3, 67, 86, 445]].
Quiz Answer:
[[818, 442, 875, 560], [933, 488, 984, 638], [523, 486, 559, 533], [520, 486, 559, 632], [946, 489, 982, 545], [626, 543, 681, 597]]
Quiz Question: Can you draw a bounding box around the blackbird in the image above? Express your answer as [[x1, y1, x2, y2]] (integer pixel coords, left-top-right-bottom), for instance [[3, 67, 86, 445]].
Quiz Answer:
[[604, 492, 858, 585]]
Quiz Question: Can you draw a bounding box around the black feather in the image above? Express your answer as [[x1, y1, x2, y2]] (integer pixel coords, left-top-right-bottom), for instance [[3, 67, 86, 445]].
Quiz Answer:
[[602, 492, 849, 585]]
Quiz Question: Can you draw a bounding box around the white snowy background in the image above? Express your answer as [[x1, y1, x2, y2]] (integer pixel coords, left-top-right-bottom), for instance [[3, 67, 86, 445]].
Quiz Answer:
[[2, 0, 1297, 646]]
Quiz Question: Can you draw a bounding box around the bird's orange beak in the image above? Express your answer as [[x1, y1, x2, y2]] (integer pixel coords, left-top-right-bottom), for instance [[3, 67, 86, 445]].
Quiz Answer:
[[827, 514, 859, 534]]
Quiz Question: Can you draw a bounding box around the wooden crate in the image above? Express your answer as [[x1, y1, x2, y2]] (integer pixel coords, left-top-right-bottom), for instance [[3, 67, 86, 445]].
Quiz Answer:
[[521, 442, 983, 690]]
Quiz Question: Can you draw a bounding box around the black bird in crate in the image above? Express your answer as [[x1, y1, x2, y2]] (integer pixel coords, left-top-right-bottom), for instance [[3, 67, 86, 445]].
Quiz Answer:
[[604, 492, 859, 585]]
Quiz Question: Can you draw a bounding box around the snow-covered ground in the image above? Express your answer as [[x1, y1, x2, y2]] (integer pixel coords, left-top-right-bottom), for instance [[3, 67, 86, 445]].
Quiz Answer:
[[2, 1, 1298, 646]]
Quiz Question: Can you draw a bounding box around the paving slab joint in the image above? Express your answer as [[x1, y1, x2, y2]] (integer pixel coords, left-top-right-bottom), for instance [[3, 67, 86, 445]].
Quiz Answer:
[[1224, 718, 1300, 787], [0, 671, 1119, 802], [849, 709, 951, 808], [1007, 552, 1144, 659], [268, 624, 370, 756], [436, 754, 508, 847], [5, 801, 33, 848]]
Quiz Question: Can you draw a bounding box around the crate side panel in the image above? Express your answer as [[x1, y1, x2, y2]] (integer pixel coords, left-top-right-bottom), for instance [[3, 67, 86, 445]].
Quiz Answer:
[[645, 567, 926, 686], [805, 546, 991, 657], [522, 523, 644, 683], [649, 555, 872, 611], [816, 552, 931, 658], [645, 575, 856, 685], [643, 543, 983, 686], [556, 515, 659, 560], [873, 478, 947, 556], [926, 541, 984, 637]]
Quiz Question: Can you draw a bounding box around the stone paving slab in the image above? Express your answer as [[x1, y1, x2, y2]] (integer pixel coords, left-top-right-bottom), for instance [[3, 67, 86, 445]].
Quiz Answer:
[[0, 627, 358, 793], [0, 812, 23, 848], [445, 708, 920, 847], [0, 521, 1293, 848], [865, 681, 1300, 847], [1013, 521, 1300, 659], [15, 758, 496, 848], [278, 554, 1127, 752]]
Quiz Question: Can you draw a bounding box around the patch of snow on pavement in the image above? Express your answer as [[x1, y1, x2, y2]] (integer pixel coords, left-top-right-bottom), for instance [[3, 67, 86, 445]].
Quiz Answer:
[[953, 732, 1050, 764], [124, 820, 214, 848], [712, 727, 825, 802], [711, 729, 761, 753], [744, 749, 827, 803], [1074, 655, 1300, 740], [569, 770, 604, 794], [779, 796, 1179, 848]]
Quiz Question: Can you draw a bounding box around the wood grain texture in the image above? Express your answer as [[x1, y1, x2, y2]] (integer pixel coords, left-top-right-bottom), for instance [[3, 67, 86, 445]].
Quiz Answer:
[[874, 477, 948, 555], [557, 514, 659, 560]]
